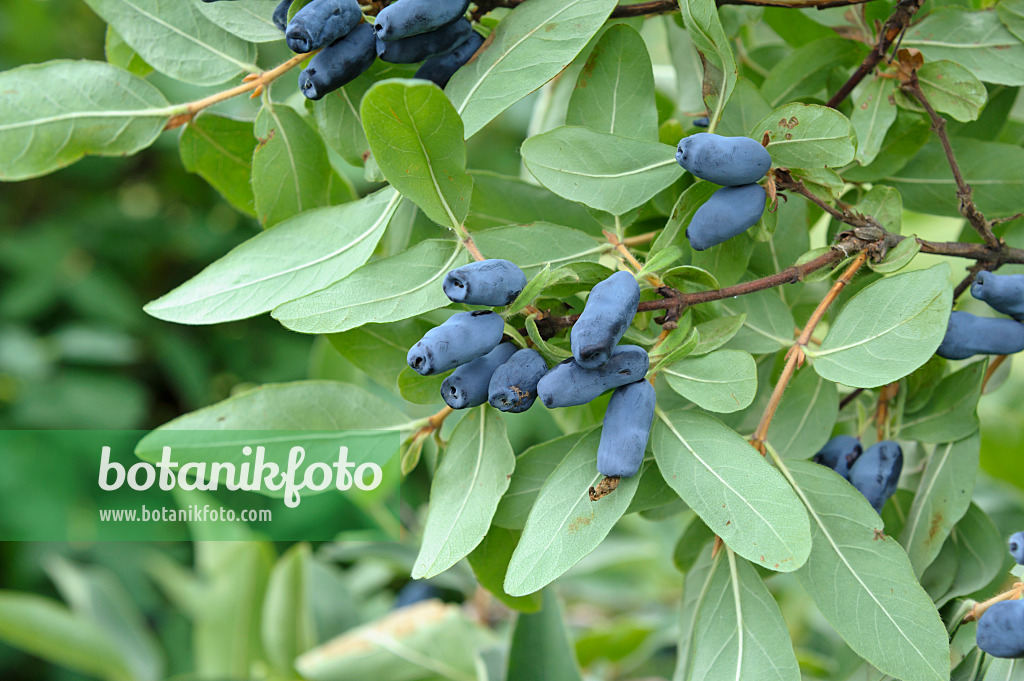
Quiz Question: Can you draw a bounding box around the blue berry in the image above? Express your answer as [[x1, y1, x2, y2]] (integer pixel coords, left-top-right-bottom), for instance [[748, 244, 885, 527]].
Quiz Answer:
[[675, 133, 772, 186], [374, 0, 471, 42], [847, 441, 902, 514], [1010, 531, 1024, 565], [415, 31, 484, 88], [441, 343, 516, 409], [298, 23, 377, 100], [693, 117, 709, 128], [935, 311, 1024, 360], [977, 600, 1024, 658], [537, 346, 650, 408], [286, 0, 362, 53], [972, 271, 1024, 321], [488, 348, 548, 413], [686, 183, 765, 251], [570, 271, 641, 369], [393, 580, 439, 609], [597, 379, 656, 478], [273, 0, 293, 32], [377, 18, 473, 64], [812, 435, 863, 479], [443, 259, 527, 306], [407, 310, 505, 376]]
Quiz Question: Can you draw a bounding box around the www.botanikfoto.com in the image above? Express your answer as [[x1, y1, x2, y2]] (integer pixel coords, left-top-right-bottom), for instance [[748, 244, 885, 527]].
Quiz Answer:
[[98, 505, 272, 523]]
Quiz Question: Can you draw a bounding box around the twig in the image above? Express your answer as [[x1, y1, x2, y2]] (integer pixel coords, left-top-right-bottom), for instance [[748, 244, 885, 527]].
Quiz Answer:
[[604, 230, 663, 288], [982, 355, 1009, 393], [165, 52, 312, 130], [826, 0, 925, 109], [622, 231, 659, 247], [839, 387, 865, 410], [463, 236, 485, 262], [901, 73, 1002, 249], [750, 253, 870, 454], [963, 583, 1024, 623]]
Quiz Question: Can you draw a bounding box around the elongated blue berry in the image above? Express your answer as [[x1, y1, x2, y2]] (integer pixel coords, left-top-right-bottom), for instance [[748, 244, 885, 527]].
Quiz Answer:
[[377, 18, 472, 64], [298, 24, 377, 100], [374, 0, 470, 42], [1010, 531, 1024, 565], [977, 600, 1024, 658], [675, 133, 772, 186], [407, 310, 504, 376], [286, 0, 362, 53], [847, 440, 902, 514], [936, 311, 1024, 360], [488, 348, 548, 413], [972, 271, 1024, 321], [693, 116, 709, 128], [597, 379, 656, 478], [273, 0, 293, 31], [570, 271, 641, 369], [812, 435, 862, 479], [686, 183, 765, 251], [442, 343, 516, 409], [538, 346, 649, 408], [443, 259, 527, 307], [393, 580, 439, 609], [415, 31, 484, 88]]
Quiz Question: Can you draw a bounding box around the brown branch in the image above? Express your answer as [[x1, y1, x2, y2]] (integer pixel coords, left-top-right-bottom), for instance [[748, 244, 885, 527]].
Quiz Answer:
[[982, 355, 1009, 393], [453, 0, 880, 21], [826, 0, 925, 109], [963, 583, 1024, 623], [750, 253, 871, 454], [839, 387, 865, 409], [902, 73, 1001, 249]]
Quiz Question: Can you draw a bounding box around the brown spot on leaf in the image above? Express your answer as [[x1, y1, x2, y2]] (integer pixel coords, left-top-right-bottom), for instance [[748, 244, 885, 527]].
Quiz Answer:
[[928, 512, 944, 542], [567, 514, 594, 533], [873, 528, 886, 541], [256, 128, 275, 150]]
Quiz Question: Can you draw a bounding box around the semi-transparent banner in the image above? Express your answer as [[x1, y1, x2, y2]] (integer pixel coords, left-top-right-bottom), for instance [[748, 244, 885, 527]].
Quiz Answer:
[[0, 429, 401, 541]]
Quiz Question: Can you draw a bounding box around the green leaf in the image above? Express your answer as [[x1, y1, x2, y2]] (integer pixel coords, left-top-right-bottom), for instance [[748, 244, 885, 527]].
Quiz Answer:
[[179, 113, 257, 216], [675, 547, 801, 681], [691, 230, 756, 287], [504, 429, 641, 596], [466, 171, 604, 231], [872, 237, 921, 273], [468, 527, 543, 613], [761, 38, 868, 107], [691, 314, 746, 355], [886, 140, 1024, 218], [904, 8, 1024, 86], [928, 503, 1004, 607], [1000, 0, 1024, 42], [328, 318, 433, 389], [507, 590, 583, 681], [261, 544, 317, 676], [0, 592, 135, 681], [0, 61, 171, 182], [104, 26, 153, 77], [493, 430, 595, 530], [810, 264, 953, 388], [722, 290, 795, 354], [752, 103, 856, 169], [253, 103, 334, 228], [146, 188, 400, 324], [652, 410, 811, 571], [899, 361, 984, 443], [982, 658, 1024, 680], [899, 61, 988, 123], [361, 80, 473, 231], [856, 185, 903, 234], [662, 350, 757, 413], [413, 408, 515, 579], [470, 223, 604, 276], [899, 434, 980, 576], [141, 380, 409, 432], [844, 111, 932, 183], [82, 0, 256, 85], [677, 0, 737, 128], [397, 366, 447, 405], [785, 460, 951, 681], [567, 25, 658, 141], [716, 78, 772, 139], [273, 239, 469, 334], [192, 0, 283, 42], [654, 181, 719, 253], [767, 367, 838, 460], [44, 557, 163, 681], [851, 77, 898, 166], [522, 127, 682, 215], [447, 0, 619, 138]]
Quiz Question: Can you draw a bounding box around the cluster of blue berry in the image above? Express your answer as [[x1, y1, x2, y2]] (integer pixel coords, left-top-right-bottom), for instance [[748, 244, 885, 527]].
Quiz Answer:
[[674, 132, 772, 251], [975, 532, 1024, 658], [204, 0, 483, 99], [938, 272, 1024, 360], [406, 262, 655, 483], [812, 436, 903, 514]]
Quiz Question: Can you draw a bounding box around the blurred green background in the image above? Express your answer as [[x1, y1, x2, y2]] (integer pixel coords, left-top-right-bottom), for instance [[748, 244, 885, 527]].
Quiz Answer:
[[3, 3, 1024, 681]]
